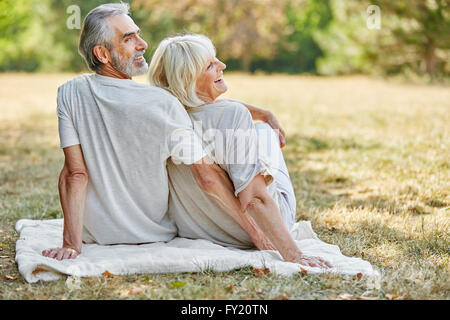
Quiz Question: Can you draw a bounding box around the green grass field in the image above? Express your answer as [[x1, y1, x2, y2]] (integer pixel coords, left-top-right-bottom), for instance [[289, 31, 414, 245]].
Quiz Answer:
[[0, 73, 449, 300]]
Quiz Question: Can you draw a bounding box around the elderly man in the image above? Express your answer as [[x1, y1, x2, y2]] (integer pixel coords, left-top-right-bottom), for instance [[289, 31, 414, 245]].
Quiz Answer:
[[42, 2, 278, 260]]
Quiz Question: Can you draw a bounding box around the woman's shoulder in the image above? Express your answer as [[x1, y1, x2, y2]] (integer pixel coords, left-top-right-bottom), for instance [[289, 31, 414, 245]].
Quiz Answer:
[[211, 100, 250, 116]]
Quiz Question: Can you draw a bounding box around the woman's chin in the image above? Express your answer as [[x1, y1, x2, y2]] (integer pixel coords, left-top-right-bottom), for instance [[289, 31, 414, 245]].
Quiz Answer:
[[214, 82, 228, 95]]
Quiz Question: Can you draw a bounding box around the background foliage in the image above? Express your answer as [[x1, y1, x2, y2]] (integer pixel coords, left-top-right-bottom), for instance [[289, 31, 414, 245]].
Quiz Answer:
[[0, 0, 449, 78]]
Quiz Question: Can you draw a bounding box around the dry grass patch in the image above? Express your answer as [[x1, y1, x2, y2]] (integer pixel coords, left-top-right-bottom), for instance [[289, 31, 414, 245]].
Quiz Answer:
[[0, 73, 448, 299]]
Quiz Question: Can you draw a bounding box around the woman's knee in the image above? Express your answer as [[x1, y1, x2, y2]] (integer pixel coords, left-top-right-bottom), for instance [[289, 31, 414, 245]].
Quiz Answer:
[[237, 174, 269, 211]]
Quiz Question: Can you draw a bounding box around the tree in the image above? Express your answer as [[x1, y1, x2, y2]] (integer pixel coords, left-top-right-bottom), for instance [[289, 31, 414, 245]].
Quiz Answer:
[[372, 0, 450, 77], [314, 0, 450, 77], [256, 0, 332, 74], [133, 0, 290, 71], [0, 0, 44, 71]]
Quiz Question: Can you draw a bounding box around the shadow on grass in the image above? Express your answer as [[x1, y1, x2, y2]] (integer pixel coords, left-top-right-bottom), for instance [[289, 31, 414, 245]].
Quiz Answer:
[[282, 133, 432, 216], [345, 219, 448, 261], [285, 134, 382, 154], [290, 167, 432, 216]]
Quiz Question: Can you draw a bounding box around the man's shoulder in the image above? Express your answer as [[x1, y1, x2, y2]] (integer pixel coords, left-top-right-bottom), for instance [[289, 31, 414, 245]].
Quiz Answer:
[[59, 73, 92, 87], [57, 73, 92, 94], [144, 85, 181, 105]]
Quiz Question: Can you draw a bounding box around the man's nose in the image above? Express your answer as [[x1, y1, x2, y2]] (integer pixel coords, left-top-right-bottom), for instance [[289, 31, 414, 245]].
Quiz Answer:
[[136, 35, 148, 51]]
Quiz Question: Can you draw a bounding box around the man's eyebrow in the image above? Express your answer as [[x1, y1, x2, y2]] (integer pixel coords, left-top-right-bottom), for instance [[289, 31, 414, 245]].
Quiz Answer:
[[122, 29, 140, 38]]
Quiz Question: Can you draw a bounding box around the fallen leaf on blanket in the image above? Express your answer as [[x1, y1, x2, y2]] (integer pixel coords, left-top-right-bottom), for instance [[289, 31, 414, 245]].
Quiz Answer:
[[386, 293, 399, 300], [356, 272, 363, 279], [101, 270, 115, 278], [300, 267, 308, 274], [32, 267, 49, 275], [252, 268, 270, 277], [0, 256, 8, 259], [0, 244, 7, 247], [2, 275, 17, 280], [170, 281, 186, 288]]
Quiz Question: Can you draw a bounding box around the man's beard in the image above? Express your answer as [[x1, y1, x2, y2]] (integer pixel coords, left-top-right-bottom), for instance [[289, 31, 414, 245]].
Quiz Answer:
[[111, 50, 149, 77]]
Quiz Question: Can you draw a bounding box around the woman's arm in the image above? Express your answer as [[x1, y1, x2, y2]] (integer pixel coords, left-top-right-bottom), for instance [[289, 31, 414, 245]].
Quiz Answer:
[[219, 98, 286, 148]]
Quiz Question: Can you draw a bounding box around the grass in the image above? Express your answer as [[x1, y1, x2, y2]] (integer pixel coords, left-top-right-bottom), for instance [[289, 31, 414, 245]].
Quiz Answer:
[[0, 72, 449, 300]]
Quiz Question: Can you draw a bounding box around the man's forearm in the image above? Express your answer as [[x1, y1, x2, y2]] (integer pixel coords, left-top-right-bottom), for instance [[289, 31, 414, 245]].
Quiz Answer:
[[190, 162, 273, 249], [59, 170, 88, 253]]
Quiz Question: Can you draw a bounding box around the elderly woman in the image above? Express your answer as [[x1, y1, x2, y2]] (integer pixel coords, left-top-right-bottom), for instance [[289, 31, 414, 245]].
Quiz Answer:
[[148, 34, 331, 268]]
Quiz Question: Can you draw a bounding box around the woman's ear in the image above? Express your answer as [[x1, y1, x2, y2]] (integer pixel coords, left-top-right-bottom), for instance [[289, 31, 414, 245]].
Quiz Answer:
[[92, 45, 111, 65]]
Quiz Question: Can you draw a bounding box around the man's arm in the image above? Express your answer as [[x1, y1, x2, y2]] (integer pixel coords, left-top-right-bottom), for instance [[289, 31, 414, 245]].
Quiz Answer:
[[189, 158, 275, 251], [190, 158, 331, 268], [238, 175, 332, 268], [42, 145, 88, 260]]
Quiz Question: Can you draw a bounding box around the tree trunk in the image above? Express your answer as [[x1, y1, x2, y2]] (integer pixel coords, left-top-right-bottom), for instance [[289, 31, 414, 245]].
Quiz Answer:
[[241, 52, 252, 73], [424, 41, 436, 75]]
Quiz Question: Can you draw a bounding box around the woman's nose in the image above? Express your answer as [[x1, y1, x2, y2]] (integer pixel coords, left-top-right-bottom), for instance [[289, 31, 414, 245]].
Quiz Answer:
[[219, 60, 226, 70]]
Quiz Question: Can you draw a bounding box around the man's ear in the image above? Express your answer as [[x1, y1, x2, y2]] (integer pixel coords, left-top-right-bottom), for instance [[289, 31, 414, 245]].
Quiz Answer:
[[92, 45, 111, 65]]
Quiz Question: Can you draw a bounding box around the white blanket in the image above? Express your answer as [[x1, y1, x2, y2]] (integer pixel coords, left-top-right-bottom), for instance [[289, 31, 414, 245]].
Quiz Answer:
[[15, 219, 379, 283]]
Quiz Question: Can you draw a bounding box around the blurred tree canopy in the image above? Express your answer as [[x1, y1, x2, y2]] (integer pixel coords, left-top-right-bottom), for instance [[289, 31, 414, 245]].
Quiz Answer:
[[315, 0, 450, 78], [0, 0, 448, 78]]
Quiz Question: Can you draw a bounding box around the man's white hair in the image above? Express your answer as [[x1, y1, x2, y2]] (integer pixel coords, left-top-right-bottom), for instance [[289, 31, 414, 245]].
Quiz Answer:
[[78, 2, 130, 71], [148, 34, 216, 108]]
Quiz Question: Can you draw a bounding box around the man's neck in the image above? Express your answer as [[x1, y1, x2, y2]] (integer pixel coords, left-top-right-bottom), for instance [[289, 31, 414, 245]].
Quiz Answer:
[[97, 64, 131, 80]]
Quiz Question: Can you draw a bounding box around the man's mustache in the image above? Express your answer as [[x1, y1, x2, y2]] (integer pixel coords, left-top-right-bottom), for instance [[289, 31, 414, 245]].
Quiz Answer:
[[132, 51, 146, 60]]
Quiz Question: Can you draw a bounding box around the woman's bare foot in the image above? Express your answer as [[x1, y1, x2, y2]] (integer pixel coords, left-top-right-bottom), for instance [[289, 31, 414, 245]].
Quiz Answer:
[[284, 253, 332, 269]]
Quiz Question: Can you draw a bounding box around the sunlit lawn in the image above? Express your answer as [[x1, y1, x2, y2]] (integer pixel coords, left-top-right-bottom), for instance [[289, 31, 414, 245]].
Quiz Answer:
[[0, 72, 449, 299]]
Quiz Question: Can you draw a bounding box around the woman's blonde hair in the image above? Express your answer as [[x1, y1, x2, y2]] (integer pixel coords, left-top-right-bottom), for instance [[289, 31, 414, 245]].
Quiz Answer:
[[148, 33, 216, 108]]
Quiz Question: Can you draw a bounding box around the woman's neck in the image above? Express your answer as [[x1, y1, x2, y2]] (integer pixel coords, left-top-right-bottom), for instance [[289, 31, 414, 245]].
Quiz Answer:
[[196, 92, 217, 105]]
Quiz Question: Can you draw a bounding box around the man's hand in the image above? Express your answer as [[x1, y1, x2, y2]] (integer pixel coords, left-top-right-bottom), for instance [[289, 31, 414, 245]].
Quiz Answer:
[[265, 111, 286, 148], [42, 247, 79, 260], [221, 98, 287, 148]]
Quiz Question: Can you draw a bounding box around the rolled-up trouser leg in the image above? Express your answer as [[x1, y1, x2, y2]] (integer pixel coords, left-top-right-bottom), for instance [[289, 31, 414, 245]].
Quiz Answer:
[[254, 122, 297, 228]]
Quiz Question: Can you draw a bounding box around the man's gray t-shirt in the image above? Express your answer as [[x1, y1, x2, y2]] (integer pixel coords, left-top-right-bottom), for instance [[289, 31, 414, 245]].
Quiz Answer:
[[57, 74, 205, 245]]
